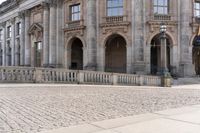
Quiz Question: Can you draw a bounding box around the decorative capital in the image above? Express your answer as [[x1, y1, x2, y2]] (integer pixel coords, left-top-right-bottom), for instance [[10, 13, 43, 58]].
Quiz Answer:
[[10, 17, 15, 24], [41, 1, 49, 9], [24, 10, 31, 17], [18, 11, 25, 18], [49, 0, 57, 7], [0, 22, 6, 28]]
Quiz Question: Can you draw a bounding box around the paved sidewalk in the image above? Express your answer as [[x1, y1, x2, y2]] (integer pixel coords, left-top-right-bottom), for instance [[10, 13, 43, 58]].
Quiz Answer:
[[41, 105, 200, 133], [1, 84, 200, 132]]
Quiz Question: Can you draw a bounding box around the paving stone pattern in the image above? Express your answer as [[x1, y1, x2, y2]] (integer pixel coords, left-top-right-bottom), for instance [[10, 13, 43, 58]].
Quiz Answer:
[[0, 85, 200, 133]]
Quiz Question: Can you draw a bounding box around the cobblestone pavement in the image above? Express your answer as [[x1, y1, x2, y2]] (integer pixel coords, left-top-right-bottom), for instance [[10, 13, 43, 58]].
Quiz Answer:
[[0, 84, 200, 133]]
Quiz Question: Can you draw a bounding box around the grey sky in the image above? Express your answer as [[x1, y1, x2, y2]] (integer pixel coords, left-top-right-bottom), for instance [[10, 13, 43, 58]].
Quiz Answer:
[[0, 0, 6, 4]]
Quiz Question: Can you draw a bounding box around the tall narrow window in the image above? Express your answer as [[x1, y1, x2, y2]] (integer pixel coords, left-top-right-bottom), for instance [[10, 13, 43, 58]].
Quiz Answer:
[[35, 42, 42, 67], [153, 0, 169, 15], [0, 48, 2, 66], [195, 1, 200, 17], [70, 4, 81, 21], [107, 0, 123, 16], [7, 26, 11, 38], [16, 22, 21, 35]]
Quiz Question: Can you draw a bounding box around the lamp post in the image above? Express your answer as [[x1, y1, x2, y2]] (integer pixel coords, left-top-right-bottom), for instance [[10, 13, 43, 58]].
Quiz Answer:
[[160, 23, 171, 87]]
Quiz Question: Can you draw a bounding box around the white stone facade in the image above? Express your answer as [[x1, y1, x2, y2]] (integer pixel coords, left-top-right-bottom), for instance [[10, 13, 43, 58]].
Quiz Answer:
[[0, 0, 199, 77]]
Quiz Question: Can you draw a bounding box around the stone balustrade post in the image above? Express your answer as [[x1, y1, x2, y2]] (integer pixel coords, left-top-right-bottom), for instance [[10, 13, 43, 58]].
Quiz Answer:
[[77, 71, 84, 84], [138, 75, 144, 86], [34, 68, 43, 83], [112, 74, 118, 85]]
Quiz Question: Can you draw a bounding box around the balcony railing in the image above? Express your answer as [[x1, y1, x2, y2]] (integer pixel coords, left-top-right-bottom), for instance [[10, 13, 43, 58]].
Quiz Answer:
[[65, 20, 83, 29], [153, 14, 171, 21], [104, 16, 127, 23]]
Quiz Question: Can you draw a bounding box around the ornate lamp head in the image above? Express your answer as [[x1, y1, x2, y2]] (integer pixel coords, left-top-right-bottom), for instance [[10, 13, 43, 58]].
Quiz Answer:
[[160, 23, 167, 33]]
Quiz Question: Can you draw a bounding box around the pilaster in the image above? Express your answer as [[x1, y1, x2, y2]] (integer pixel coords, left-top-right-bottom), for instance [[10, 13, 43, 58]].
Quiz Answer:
[[0, 22, 6, 66], [19, 11, 25, 66], [11, 18, 15, 66], [132, 0, 146, 74], [179, 0, 195, 76], [49, 0, 57, 67], [42, 2, 50, 67]]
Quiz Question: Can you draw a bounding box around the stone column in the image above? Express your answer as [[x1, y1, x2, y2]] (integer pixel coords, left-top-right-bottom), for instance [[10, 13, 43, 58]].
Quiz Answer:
[[160, 34, 167, 73], [97, 45, 104, 71], [42, 2, 50, 67], [56, 0, 64, 68], [126, 45, 132, 73], [86, 0, 97, 70], [1, 22, 6, 66], [49, 0, 57, 67], [19, 11, 25, 66], [24, 10, 31, 66], [179, 0, 195, 76], [11, 18, 15, 66], [132, 0, 146, 74]]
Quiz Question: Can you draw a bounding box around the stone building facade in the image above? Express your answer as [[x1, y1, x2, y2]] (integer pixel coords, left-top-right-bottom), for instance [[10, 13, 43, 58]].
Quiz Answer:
[[0, 0, 200, 77]]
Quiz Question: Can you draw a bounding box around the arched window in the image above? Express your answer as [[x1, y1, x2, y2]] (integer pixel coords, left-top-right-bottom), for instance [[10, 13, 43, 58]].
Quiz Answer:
[[107, 0, 123, 16], [153, 0, 169, 15]]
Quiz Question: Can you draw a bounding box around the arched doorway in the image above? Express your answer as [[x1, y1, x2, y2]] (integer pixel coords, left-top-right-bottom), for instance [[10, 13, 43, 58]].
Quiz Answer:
[[70, 38, 83, 70], [105, 34, 127, 73], [192, 36, 200, 75], [150, 34, 171, 75]]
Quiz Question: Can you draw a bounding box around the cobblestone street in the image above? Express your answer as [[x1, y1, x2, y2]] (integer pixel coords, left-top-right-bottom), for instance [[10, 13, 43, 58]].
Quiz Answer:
[[0, 84, 200, 133]]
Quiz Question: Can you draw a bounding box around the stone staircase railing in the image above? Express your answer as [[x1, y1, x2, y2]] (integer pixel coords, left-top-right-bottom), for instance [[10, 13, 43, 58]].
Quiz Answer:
[[0, 67, 161, 86]]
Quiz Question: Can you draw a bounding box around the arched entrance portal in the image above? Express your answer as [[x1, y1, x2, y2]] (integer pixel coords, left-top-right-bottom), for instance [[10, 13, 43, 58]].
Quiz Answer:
[[70, 38, 83, 70], [192, 36, 200, 75], [105, 34, 126, 73], [150, 34, 171, 75]]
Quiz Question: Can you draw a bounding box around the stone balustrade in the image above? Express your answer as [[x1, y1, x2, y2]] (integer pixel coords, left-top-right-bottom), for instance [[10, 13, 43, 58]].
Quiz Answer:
[[153, 14, 171, 21], [105, 16, 126, 23], [0, 66, 35, 83], [0, 67, 162, 86], [67, 20, 81, 28]]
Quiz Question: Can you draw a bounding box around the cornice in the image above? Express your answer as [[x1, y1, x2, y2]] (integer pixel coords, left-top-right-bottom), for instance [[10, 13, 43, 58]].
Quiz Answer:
[[0, 0, 20, 15]]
